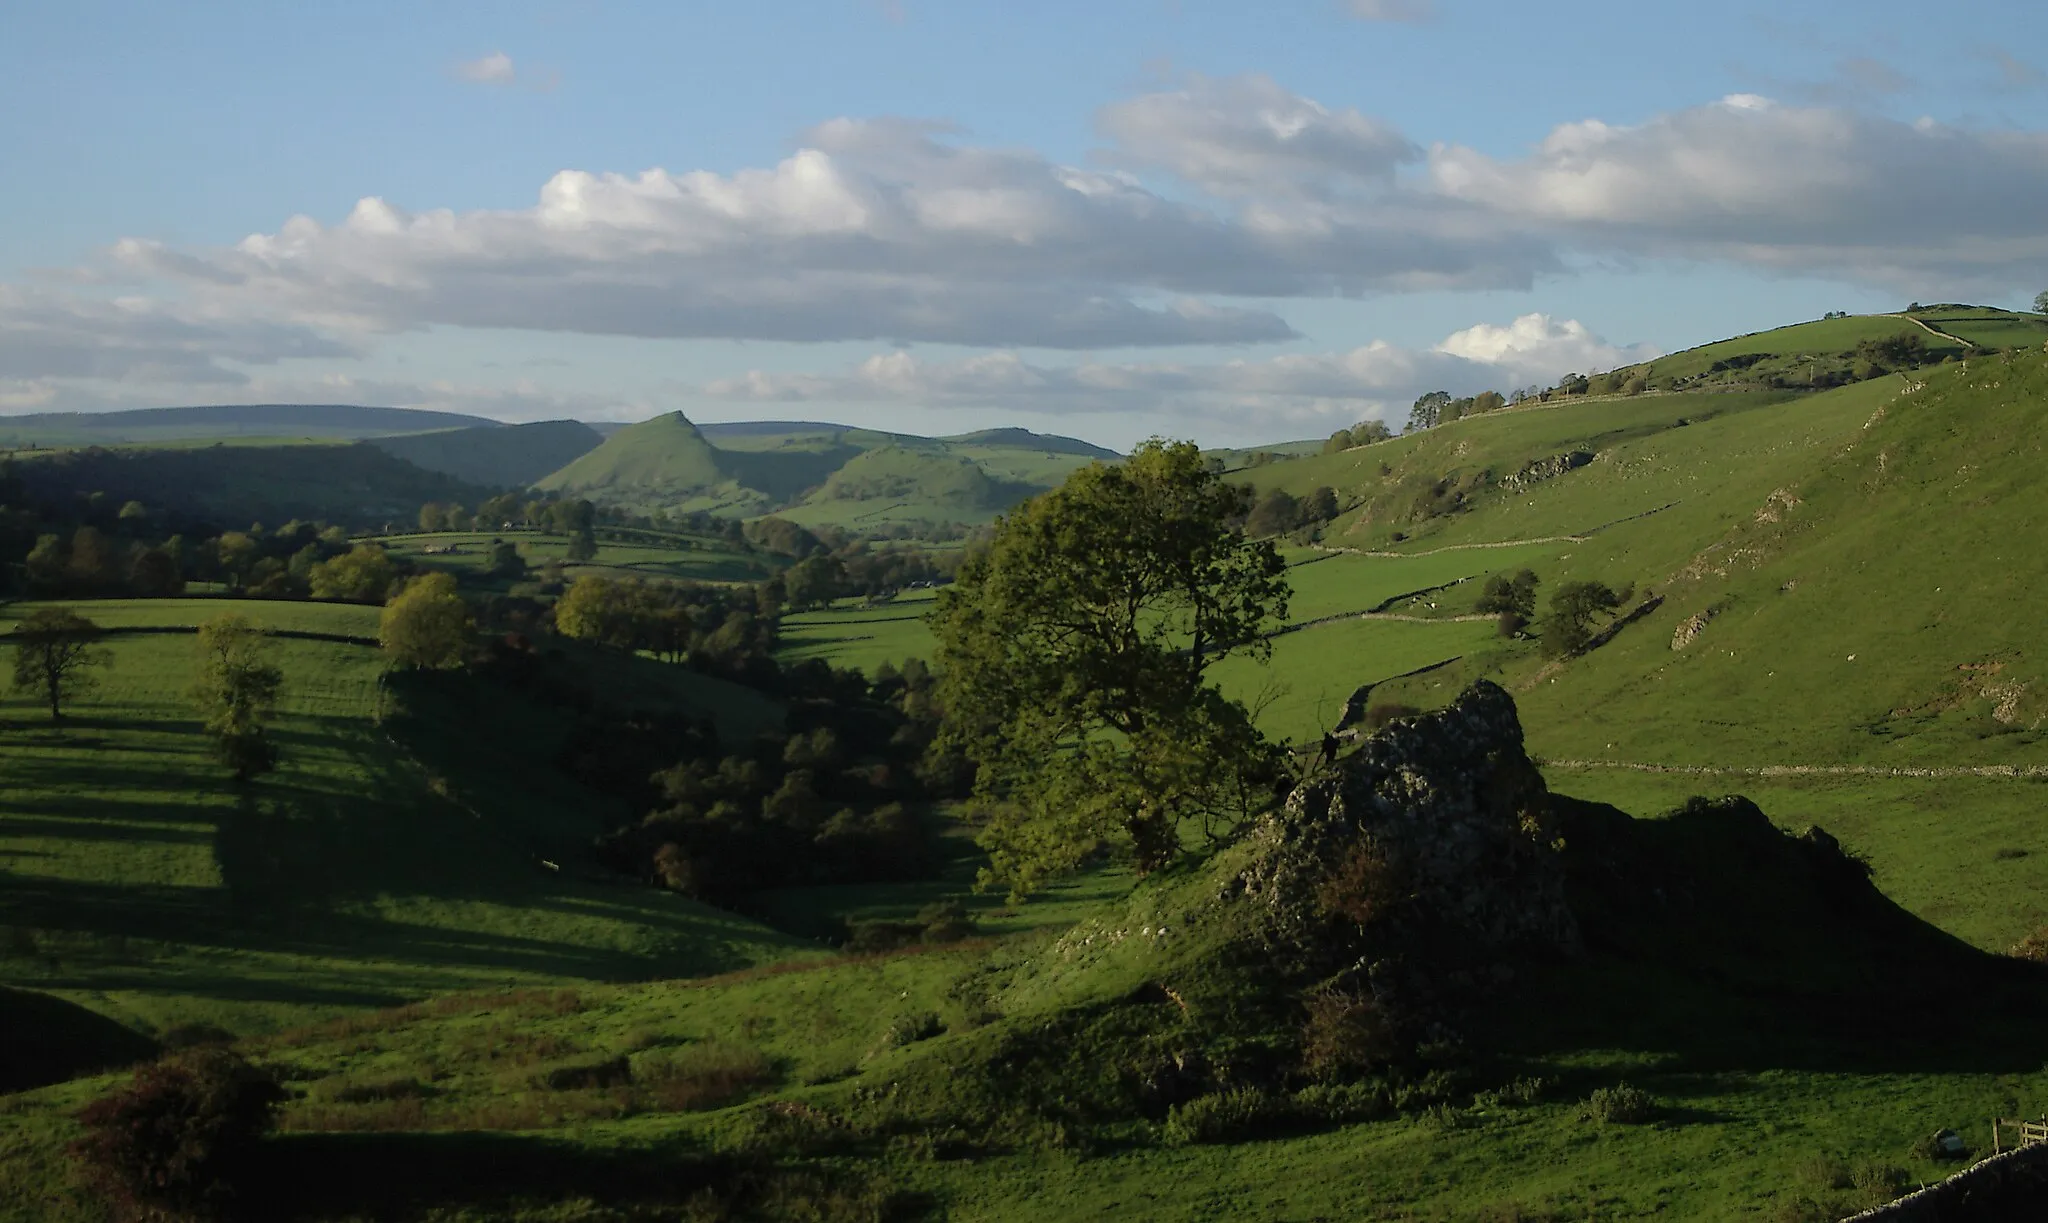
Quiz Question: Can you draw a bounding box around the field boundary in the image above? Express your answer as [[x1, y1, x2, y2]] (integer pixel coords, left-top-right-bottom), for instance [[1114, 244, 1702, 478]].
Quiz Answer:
[[1539, 758, 2048, 781], [86, 624, 382, 648]]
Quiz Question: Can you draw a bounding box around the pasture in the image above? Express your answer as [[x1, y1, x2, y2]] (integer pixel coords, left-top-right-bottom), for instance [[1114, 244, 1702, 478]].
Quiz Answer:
[[373, 530, 779, 584]]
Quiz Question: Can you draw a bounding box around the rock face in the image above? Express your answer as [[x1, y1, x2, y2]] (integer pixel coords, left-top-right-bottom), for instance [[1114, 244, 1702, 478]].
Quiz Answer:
[[1237, 681, 1579, 971], [1503, 448, 1594, 493]]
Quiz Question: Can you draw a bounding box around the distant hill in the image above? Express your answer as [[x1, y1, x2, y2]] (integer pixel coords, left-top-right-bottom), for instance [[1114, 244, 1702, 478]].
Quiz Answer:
[[941, 427, 1120, 458], [0, 403, 497, 446], [368, 419, 604, 489], [534, 411, 768, 514], [527, 411, 1111, 530], [1606, 306, 2048, 393]]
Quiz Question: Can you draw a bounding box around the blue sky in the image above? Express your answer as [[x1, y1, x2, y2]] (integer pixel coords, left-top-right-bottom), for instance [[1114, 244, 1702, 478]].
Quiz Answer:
[[5, 0, 2048, 448]]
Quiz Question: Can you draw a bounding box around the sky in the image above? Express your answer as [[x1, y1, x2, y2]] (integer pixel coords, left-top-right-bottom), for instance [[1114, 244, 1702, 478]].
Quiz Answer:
[[5, 1, 2048, 450]]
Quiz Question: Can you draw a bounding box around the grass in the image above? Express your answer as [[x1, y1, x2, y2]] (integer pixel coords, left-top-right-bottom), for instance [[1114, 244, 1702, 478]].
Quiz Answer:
[[0, 601, 816, 1042], [775, 589, 942, 674], [372, 530, 780, 584], [0, 597, 381, 637]]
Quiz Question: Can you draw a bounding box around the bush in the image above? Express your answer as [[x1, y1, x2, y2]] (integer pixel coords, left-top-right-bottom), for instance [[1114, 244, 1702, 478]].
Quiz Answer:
[[1292, 1081, 1390, 1126], [1162, 1089, 1291, 1146], [71, 1048, 285, 1220], [639, 1041, 773, 1112], [1851, 1161, 1910, 1208], [1300, 987, 1398, 1078], [537, 1055, 632, 1091], [1582, 1081, 1656, 1124]]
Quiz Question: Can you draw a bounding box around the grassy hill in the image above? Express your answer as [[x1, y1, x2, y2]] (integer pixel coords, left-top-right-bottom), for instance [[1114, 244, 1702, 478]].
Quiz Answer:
[[0, 598, 811, 1045], [367, 420, 604, 489], [7, 441, 494, 528], [528, 412, 1111, 531], [0, 404, 495, 447]]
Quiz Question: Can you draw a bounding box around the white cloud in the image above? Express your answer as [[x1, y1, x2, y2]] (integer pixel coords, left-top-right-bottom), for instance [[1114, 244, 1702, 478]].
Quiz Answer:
[[1429, 95, 2048, 294], [106, 107, 1551, 349], [1344, 0, 1434, 22], [0, 286, 358, 386], [704, 313, 1655, 430], [455, 51, 517, 85], [1098, 73, 1418, 198]]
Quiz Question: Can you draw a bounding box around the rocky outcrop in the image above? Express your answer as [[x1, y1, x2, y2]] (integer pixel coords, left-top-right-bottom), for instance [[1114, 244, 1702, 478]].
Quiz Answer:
[[1235, 682, 1579, 964], [1503, 449, 1595, 493]]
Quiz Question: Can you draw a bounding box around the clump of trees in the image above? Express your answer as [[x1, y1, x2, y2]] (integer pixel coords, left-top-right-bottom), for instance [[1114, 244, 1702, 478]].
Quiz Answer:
[[1405, 389, 1508, 432], [1473, 569, 1541, 635], [192, 614, 284, 781], [8, 607, 110, 721], [381, 572, 475, 669], [1538, 580, 1633, 658], [1245, 485, 1342, 539], [932, 439, 1290, 897], [1321, 420, 1394, 454], [552, 576, 774, 674]]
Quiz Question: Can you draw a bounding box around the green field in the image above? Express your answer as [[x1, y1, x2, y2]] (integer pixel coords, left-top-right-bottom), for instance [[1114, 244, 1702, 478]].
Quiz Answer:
[[0, 600, 813, 1044], [375, 531, 781, 584]]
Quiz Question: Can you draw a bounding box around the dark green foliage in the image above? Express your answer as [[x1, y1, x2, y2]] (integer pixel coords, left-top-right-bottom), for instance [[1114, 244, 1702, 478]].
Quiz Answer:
[[1246, 488, 1302, 537], [1855, 331, 1931, 372], [1537, 579, 1631, 658], [933, 439, 1289, 895], [1475, 569, 1541, 619], [70, 1048, 285, 1220], [8, 606, 110, 720], [1582, 1081, 1656, 1124]]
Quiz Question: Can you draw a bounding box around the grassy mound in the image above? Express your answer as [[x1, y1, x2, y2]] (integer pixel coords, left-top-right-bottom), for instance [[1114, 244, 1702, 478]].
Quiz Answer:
[[535, 412, 760, 513]]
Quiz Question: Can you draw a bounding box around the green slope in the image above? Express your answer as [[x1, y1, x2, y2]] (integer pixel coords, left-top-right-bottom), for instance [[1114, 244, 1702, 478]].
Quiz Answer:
[[0, 403, 495, 447], [533, 411, 765, 513], [368, 420, 603, 489]]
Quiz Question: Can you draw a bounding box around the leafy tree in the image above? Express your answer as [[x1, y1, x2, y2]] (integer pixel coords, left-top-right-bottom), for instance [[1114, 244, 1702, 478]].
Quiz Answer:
[[307, 544, 397, 603], [8, 607, 110, 721], [488, 539, 526, 580], [417, 502, 450, 533], [564, 526, 599, 563], [1407, 390, 1451, 432], [785, 555, 846, 610], [1245, 488, 1302, 537], [932, 439, 1289, 897], [1474, 569, 1541, 619], [1538, 579, 1632, 658], [1301, 485, 1341, 524], [1350, 419, 1393, 445], [192, 614, 284, 780], [554, 575, 646, 649], [130, 547, 185, 597], [1321, 428, 1355, 455], [116, 500, 149, 528], [380, 572, 474, 669], [2036, 290, 2048, 315], [24, 533, 65, 591]]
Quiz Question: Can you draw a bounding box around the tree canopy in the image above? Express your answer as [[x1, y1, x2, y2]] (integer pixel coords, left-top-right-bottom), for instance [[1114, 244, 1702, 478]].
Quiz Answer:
[[931, 438, 1289, 898], [8, 607, 110, 721], [380, 572, 474, 669], [192, 614, 284, 780]]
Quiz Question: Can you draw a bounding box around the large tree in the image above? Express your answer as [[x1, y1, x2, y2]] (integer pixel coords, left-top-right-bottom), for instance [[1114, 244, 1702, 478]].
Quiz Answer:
[[9, 607, 111, 721], [192, 614, 284, 780], [931, 439, 1290, 898], [380, 573, 474, 669]]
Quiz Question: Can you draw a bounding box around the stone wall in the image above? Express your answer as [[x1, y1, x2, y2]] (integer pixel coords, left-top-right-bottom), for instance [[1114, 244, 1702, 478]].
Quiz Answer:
[[1841, 1142, 2048, 1221]]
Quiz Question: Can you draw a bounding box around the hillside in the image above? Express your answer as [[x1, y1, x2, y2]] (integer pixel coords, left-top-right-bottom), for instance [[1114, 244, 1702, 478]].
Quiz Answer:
[[0, 403, 496, 446], [529, 411, 1109, 529], [367, 419, 603, 488], [7, 440, 495, 528], [533, 411, 767, 514]]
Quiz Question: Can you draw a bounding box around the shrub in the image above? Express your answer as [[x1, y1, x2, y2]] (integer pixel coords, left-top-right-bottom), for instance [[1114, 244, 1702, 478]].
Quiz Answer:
[[1292, 1081, 1390, 1126], [1315, 843, 1404, 927], [1300, 987, 1398, 1079], [638, 1041, 774, 1112], [1794, 1154, 1853, 1191], [1851, 1162, 1910, 1208], [1162, 1089, 1291, 1146], [1582, 1082, 1656, 1124], [71, 1048, 285, 1220], [537, 1055, 632, 1091]]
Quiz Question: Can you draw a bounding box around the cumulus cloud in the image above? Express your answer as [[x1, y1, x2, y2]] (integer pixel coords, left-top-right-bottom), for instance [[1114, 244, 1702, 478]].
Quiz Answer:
[[1429, 95, 2048, 293], [1344, 0, 1434, 22], [704, 313, 1655, 429], [455, 51, 517, 84], [106, 109, 1551, 349]]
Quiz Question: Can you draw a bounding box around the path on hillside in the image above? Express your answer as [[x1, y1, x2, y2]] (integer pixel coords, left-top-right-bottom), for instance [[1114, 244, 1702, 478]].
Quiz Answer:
[[1539, 758, 2048, 781]]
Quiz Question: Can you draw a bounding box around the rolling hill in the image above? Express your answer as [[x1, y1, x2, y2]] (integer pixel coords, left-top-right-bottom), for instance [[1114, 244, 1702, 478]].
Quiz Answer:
[[532, 411, 764, 514], [367, 419, 604, 489], [0, 403, 497, 446]]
